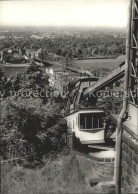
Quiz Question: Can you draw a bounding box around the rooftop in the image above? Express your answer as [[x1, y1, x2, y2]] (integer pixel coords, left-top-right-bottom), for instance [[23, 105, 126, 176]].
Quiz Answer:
[[66, 108, 104, 117]]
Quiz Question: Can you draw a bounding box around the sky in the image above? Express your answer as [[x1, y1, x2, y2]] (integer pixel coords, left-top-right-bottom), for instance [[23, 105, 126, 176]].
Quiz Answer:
[[0, 0, 129, 28]]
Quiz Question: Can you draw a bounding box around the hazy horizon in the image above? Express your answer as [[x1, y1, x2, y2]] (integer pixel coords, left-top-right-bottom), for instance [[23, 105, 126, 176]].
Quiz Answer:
[[0, 0, 129, 28], [0, 25, 126, 34]]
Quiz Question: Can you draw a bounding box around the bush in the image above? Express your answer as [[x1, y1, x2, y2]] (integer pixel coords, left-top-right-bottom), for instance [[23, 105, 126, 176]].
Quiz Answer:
[[0, 97, 67, 161]]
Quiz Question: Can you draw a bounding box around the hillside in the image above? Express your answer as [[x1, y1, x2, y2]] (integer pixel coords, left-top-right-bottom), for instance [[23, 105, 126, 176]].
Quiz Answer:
[[1, 152, 114, 194]]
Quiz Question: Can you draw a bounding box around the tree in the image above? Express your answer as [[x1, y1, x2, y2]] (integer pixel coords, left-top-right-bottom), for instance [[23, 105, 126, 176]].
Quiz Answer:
[[55, 48, 62, 56], [0, 98, 67, 160], [61, 49, 68, 57], [0, 62, 67, 161], [0, 68, 6, 90]]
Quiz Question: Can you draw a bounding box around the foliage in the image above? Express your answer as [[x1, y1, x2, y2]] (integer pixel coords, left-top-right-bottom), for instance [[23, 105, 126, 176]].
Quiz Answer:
[[0, 68, 6, 90], [0, 97, 67, 160], [0, 30, 125, 63], [67, 79, 77, 93], [0, 64, 67, 161], [0, 65, 50, 101]]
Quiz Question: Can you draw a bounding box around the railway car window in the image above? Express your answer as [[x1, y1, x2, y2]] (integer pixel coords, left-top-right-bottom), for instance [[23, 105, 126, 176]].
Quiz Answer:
[[93, 114, 99, 128], [99, 117, 104, 128], [79, 113, 104, 130], [86, 115, 92, 129], [80, 114, 85, 129], [93, 114, 104, 128]]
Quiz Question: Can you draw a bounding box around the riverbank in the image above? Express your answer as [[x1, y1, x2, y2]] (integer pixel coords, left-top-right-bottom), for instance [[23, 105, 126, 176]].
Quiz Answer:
[[0, 63, 31, 76], [2, 63, 30, 67]]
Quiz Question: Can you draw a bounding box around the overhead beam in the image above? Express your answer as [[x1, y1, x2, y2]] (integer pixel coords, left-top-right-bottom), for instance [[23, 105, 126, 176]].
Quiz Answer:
[[83, 62, 125, 97]]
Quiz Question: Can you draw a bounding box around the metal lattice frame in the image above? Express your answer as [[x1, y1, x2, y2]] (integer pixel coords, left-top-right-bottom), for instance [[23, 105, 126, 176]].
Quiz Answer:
[[129, 0, 138, 106]]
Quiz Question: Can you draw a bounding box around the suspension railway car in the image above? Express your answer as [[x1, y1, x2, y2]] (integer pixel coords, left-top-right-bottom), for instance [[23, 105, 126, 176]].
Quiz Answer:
[[66, 109, 105, 145], [65, 71, 123, 146]]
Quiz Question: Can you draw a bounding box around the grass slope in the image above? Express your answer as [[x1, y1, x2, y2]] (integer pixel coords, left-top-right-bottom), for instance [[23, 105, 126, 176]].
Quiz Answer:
[[1, 153, 114, 194]]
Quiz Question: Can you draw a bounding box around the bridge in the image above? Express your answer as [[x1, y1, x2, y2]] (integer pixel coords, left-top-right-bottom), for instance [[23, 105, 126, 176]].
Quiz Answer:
[[33, 57, 63, 68]]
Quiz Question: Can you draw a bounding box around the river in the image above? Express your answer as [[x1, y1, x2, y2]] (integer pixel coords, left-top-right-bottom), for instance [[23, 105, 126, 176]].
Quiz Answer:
[[0, 63, 30, 77]]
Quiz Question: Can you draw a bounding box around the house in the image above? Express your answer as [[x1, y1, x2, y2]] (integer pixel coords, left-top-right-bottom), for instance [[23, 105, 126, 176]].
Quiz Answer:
[[25, 49, 36, 59], [46, 68, 53, 75]]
